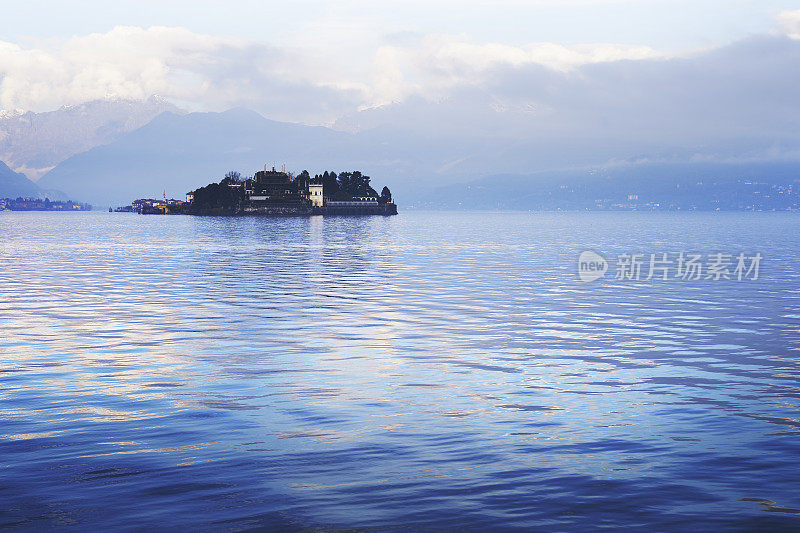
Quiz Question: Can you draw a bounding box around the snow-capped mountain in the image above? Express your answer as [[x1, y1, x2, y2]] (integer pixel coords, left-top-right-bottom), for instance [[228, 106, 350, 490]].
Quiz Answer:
[[0, 96, 183, 181]]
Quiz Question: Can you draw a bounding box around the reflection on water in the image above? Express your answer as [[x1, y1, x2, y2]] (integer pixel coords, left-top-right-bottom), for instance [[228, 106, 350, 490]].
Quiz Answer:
[[1, 211, 799, 530]]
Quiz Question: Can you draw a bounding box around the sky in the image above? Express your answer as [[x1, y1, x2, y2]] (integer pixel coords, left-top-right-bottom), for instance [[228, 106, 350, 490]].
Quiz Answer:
[[1, 0, 799, 167], [1, 1, 798, 114], [4, 0, 798, 50]]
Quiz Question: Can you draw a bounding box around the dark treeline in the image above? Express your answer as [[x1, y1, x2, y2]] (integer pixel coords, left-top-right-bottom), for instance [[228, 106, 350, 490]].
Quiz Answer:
[[191, 182, 242, 212], [311, 170, 390, 201], [220, 168, 391, 201], [188, 169, 393, 214]]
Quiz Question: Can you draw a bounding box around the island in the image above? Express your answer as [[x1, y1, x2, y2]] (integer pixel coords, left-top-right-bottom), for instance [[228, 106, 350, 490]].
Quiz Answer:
[[116, 168, 398, 216]]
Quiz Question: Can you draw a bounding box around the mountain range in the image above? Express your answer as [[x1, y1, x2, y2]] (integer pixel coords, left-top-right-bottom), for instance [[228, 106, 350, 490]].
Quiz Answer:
[[37, 107, 479, 206], [419, 162, 800, 210], [0, 97, 795, 209], [0, 96, 181, 181], [0, 159, 71, 200], [0, 160, 41, 198], [38, 108, 357, 206]]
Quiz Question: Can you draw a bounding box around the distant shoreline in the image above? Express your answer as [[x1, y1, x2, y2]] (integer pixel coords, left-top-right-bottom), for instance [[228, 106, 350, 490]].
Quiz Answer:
[[0, 197, 91, 212]]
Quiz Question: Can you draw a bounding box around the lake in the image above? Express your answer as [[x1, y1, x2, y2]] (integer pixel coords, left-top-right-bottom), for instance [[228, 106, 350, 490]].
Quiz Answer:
[[1, 210, 799, 531]]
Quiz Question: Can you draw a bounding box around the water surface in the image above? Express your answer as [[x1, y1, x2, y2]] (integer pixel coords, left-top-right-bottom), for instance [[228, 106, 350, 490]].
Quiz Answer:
[[1, 211, 799, 531]]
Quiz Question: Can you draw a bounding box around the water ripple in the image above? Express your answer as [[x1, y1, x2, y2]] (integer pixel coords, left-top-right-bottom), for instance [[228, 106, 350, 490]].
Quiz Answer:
[[1, 211, 799, 531]]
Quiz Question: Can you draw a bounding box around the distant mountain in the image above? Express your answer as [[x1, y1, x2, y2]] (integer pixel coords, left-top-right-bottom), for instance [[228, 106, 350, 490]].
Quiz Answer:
[[0, 96, 182, 181], [38, 108, 353, 206], [412, 161, 800, 210], [39, 107, 459, 206], [0, 160, 41, 199], [37, 106, 512, 207], [37, 105, 800, 209]]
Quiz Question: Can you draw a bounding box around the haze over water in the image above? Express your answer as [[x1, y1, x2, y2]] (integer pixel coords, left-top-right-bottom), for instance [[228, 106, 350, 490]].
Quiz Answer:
[[1, 211, 799, 531]]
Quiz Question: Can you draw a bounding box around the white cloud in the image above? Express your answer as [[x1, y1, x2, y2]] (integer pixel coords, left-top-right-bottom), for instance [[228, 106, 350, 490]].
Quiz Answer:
[[361, 35, 667, 108], [0, 13, 796, 141], [776, 9, 800, 39], [0, 26, 364, 123], [0, 27, 213, 111], [334, 29, 800, 175], [0, 24, 671, 121], [425, 39, 664, 72]]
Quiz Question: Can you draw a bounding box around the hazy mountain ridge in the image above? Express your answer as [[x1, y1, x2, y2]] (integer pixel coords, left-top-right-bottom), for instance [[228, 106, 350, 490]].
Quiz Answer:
[[37, 105, 800, 209], [39, 108, 353, 206], [37, 108, 468, 206], [0, 159, 71, 201], [412, 162, 800, 210], [0, 96, 183, 181], [0, 160, 42, 198]]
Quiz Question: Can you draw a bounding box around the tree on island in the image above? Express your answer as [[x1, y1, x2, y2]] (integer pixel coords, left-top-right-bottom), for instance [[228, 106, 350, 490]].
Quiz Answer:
[[337, 171, 378, 197], [322, 171, 339, 195], [222, 170, 242, 184], [380, 186, 392, 204], [192, 181, 242, 212]]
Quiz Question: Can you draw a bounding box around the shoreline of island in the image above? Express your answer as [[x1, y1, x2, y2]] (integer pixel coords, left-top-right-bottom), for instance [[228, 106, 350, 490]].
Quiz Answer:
[[114, 167, 398, 216]]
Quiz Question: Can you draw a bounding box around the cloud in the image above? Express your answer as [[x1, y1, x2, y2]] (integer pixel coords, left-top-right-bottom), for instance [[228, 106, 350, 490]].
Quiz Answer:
[[361, 35, 667, 107], [0, 24, 672, 120], [0, 26, 364, 123], [776, 9, 800, 39], [1, 12, 799, 166], [336, 32, 800, 173], [423, 39, 664, 73]]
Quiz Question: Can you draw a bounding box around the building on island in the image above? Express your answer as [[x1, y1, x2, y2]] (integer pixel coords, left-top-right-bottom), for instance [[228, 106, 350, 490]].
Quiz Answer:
[[115, 196, 183, 213], [307, 183, 324, 207], [238, 167, 387, 213], [175, 166, 397, 216], [245, 167, 306, 206]]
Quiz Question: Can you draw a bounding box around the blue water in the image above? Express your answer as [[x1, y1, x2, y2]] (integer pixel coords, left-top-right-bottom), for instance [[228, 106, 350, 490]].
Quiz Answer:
[[1, 211, 799, 531]]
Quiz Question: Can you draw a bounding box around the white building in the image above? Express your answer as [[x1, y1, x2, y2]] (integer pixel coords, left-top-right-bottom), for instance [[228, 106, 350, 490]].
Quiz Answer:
[[309, 183, 324, 207]]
